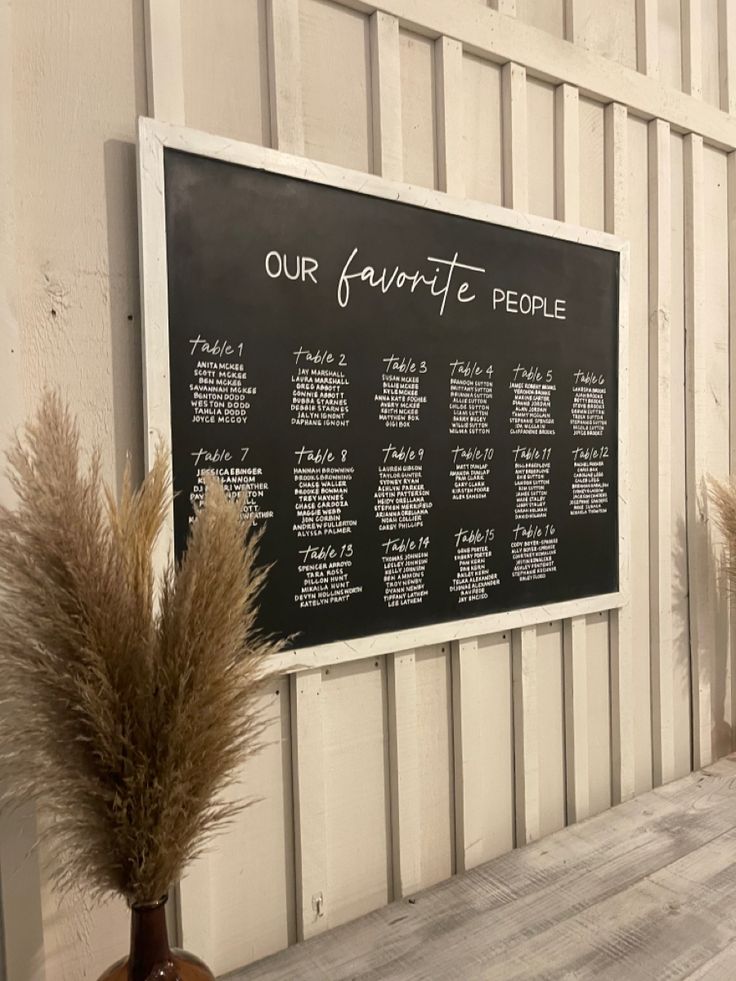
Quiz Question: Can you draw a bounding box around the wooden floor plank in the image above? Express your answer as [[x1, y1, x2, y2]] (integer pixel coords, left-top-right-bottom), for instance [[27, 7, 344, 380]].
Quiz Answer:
[[686, 939, 736, 980], [227, 760, 736, 981], [477, 827, 736, 979]]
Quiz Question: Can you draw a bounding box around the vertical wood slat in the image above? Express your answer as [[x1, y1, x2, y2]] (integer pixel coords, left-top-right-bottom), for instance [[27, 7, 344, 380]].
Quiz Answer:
[[729, 151, 736, 476], [143, 0, 186, 124], [452, 633, 516, 873], [563, 618, 590, 822], [636, 0, 659, 77], [411, 648, 455, 888], [728, 151, 736, 747], [490, 0, 517, 14], [513, 627, 540, 844], [502, 62, 528, 211], [718, 0, 736, 115], [266, 0, 305, 154], [452, 639, 480, 873], [387, 651, 421, 897], [555, 82, 591, 824], [649, 118, 676, 787], [684, 132, 713, 770], [435, 37, 464, 197], [605, 102, 636, 805], [555, 83, 580, 225], [681, 0, 703, 99], [370, 11, 402, 181], [290, 669, 328, 941], [563, 0, 579, 44]]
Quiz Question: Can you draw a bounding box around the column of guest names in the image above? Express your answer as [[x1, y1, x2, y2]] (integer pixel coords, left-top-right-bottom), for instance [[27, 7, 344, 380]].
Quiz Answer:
[[376, 444, 432, 606], [510, 365, 558, 582], [375, 355, 427, 428], [569, 371, 610, 517], [290, 349, 361, 609], [187, 337, 271, 523], [189, 336, 256, 425], [374, 353, 432, 606]]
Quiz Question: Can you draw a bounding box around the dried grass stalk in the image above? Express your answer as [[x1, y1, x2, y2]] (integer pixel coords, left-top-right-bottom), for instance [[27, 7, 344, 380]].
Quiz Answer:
[[0, 392, 280, 905]]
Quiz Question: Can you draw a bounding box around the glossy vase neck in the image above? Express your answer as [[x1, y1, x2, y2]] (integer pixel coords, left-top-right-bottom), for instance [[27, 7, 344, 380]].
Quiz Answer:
[[129, 897, 173, 980], [96, 894, 214, 980]]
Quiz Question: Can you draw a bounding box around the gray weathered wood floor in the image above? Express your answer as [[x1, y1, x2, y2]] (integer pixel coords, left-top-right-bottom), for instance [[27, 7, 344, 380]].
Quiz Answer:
[[227, 757, 736, 980]]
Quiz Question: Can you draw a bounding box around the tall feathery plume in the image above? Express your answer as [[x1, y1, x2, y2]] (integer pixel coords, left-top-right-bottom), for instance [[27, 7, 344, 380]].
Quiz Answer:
[[0, 392, 280, 905]]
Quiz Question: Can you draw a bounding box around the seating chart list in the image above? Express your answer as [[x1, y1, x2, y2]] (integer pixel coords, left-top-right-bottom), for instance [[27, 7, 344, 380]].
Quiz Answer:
[[164, 149, 620, 648]]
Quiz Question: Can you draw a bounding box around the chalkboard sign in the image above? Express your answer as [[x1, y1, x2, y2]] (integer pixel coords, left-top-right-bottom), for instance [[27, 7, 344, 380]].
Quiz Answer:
[[140, 121, 626, 655]]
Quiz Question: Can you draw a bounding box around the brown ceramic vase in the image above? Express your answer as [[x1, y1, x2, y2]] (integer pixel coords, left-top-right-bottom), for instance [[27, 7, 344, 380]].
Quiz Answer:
[[97, 896, 214, 981]]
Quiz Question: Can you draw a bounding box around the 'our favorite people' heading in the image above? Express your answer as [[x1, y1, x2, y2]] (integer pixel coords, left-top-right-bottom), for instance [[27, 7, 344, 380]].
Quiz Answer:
[[264, 248, 568, 320]]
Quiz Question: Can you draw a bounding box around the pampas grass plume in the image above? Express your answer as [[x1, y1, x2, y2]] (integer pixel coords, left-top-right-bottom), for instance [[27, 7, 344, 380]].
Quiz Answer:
[[0, 392, 280, 905]]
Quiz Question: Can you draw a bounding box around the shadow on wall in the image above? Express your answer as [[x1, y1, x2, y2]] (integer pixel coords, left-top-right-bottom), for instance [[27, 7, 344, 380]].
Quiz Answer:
[[671, 514, 692, 763], [102, 0, 149, 498], [104, 137, 145, 498], [713, 538, 732, 760], [673, 482, 734, 765], [0, 802, 46, 980]]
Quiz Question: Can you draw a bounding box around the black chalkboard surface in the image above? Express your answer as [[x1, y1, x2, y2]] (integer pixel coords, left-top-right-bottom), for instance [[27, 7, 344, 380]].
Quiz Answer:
[[163, 147, 619, 650]]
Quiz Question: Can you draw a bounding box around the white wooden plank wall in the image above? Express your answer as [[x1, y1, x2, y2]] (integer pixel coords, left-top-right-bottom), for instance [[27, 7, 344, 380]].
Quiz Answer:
[[155, 0, 731, 973], [8, 0, 736, 977], [179, 682, 295, 973]]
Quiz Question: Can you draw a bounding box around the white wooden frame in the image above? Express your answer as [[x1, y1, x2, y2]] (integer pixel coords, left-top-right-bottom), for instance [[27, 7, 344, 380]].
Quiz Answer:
[[138, 115, 630, 675]]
